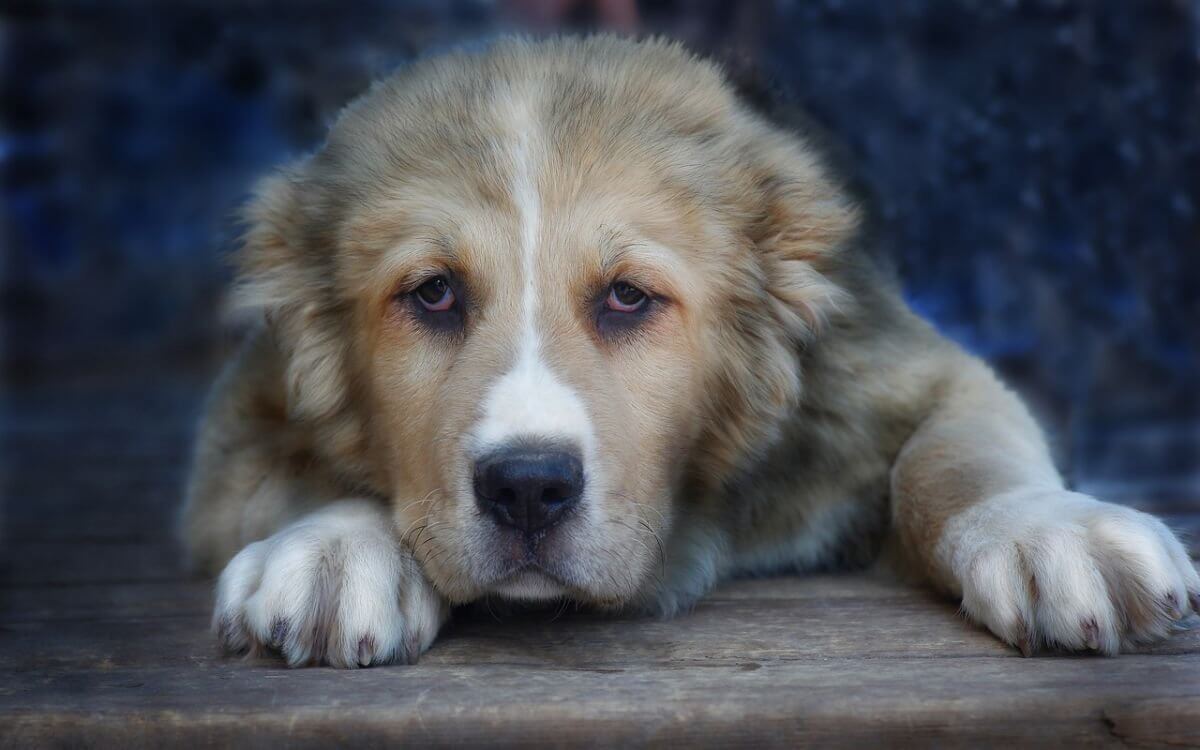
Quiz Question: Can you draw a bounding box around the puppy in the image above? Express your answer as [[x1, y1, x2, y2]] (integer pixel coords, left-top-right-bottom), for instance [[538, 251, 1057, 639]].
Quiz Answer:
[[181, 36, 1198, 667]]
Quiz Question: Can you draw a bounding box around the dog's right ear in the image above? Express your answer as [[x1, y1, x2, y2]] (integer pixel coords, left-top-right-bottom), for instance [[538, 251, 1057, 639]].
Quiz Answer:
[[232, 163, 356, 435], [234, 165, 309, 316]]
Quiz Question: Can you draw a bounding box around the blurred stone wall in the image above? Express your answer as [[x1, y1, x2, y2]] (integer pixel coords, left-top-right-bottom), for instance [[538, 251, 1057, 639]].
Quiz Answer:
[[2, 0, 1197, 500]]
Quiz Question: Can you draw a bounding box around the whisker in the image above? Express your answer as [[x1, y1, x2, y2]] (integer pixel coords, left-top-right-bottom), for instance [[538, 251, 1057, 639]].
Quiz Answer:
[[612, 493, 668, 528], [548, 596, 571, 623], [607, 517, 659, 564], [483, 594, 502, 623], [637, 518, 668, 582], [400, 523, 427, 550], [406, 488, 445, 509]]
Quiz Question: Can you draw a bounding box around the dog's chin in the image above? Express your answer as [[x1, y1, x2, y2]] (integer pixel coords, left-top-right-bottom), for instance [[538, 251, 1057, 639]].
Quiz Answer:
[[488, 569, 569, 602], [468, 522, 647, 606]]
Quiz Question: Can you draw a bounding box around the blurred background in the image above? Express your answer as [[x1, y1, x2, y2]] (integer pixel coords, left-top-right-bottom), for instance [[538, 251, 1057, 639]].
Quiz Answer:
[[2, 0, 1197, 534]]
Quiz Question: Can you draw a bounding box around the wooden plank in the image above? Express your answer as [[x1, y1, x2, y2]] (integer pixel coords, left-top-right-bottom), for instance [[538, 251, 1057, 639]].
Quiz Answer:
[[2, 576, 1197, 672], [1, 575, 913, 625], [2, 655, 1198, 747]]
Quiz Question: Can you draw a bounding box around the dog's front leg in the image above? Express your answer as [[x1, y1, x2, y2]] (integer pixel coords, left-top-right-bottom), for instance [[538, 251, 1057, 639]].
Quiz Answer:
[[212, 500, 449, 667], [890, 357, 1197, 655]]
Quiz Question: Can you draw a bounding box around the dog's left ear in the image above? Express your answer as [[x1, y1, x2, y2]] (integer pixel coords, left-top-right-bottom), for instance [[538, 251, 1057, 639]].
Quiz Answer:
[[748, 138, 859, 343], [231, 160, 370, 461], [722, 55, 860, 340], [693, 137, 859, 487]]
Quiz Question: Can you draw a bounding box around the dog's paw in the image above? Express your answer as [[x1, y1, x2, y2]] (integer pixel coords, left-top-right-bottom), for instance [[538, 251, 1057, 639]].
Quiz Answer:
[[940, 489, 1198, 655], [212, 500, 448, 667]]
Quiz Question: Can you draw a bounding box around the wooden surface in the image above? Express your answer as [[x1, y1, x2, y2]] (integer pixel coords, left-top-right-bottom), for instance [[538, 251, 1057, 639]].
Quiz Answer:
[[3, 377, 1199, 748]]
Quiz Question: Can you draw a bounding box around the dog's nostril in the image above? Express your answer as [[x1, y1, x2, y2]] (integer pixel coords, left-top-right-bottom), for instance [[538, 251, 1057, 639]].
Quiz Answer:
[[473, 446, 584, 534]]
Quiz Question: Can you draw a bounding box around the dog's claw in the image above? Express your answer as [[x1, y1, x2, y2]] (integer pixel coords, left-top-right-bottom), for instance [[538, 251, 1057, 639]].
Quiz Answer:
[[1082, 618, 1100, 651], [1016, 618, 1035, 657], [357, 635, 377, 667], [269, 618, 290, 649], [216, 615, 239, 652], [1162, 592, 1183, 620]]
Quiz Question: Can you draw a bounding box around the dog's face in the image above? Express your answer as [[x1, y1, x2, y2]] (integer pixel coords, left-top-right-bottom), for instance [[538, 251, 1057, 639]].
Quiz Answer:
[[239, 38, 855, 606]]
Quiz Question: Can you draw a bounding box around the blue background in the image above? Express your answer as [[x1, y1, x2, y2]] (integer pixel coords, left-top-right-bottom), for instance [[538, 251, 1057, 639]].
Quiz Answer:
[[2, 0, 1196, 504]]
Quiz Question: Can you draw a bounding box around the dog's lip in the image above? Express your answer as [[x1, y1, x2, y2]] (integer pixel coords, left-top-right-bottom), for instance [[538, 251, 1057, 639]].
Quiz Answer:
[[490, 557, 584, 591], [482, 524, 587, 592], [488, 566, 573, 601], [496, 559, 557, 581]]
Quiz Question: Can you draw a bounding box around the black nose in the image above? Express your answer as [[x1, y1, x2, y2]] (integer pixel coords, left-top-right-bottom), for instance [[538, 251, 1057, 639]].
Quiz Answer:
[[473, 447, 584, 534]]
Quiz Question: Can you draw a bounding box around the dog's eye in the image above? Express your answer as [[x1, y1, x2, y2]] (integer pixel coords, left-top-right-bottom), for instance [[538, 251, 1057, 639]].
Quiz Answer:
[[403, 274, 464, 334], [596, 281, 655, 339], [415, 276, 455, 312], [606, 282, 647, 313]]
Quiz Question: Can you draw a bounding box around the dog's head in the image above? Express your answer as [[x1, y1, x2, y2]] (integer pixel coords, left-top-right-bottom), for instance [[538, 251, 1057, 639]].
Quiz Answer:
[[236, 37, 857, 606]]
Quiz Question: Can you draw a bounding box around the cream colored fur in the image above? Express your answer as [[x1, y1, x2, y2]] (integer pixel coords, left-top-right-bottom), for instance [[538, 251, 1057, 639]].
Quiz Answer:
[[180, 35, 1198, 667]]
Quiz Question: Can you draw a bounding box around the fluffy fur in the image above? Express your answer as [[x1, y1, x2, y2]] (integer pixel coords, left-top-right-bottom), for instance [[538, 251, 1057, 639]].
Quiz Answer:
[[181, 36, 1198, 667]]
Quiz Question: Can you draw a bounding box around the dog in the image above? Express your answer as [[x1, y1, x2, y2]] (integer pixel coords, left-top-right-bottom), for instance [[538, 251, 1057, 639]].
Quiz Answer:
[[181, 35, 1198, 667]]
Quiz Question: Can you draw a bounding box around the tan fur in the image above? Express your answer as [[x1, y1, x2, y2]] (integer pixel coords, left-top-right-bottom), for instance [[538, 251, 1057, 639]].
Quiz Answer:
[[182, 36, 1199, 667]]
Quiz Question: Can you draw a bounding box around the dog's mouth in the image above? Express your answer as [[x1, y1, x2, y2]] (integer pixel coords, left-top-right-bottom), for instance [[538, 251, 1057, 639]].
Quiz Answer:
[[488, 567, 570, 601], [483, 529, 578, 600], [468, 525, 646, 606]]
